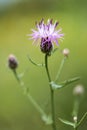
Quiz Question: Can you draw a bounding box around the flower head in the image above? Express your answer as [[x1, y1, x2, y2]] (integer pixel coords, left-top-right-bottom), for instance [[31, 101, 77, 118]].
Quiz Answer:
[[29, 19, 64, 54], [8, 54, 18, 70]]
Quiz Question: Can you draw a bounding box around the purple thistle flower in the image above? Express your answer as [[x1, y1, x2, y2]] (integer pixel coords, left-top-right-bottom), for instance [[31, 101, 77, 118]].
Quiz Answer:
[[29, 19, 64, 54]]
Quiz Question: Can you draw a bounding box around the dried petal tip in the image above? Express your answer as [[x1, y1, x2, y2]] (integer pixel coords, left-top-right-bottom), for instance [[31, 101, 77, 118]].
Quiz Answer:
[[62, 48, 70, 57], [73, 84, 84, 96], [8, 54, 18, 70]]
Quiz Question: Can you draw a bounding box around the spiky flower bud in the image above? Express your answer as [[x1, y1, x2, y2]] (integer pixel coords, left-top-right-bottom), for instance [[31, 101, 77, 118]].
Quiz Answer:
[[40, 37, 53, 55], [62, 48, 70, 57], [8, 54, 18, 70]]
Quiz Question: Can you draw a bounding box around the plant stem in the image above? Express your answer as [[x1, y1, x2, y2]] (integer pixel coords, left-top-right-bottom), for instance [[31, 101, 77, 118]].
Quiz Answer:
[[72, 99, 79, 118], [74, 127, 77, 130], [45, 54, 57, 130], [27, 92, 46, 116], [13, 69, 46, 117], [76, 112, 87, 128], [55, 57, 66, 82]]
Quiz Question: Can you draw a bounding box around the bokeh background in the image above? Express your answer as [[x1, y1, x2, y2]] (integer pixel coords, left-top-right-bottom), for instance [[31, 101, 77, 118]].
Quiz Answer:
[[0, 0, 87, 130]]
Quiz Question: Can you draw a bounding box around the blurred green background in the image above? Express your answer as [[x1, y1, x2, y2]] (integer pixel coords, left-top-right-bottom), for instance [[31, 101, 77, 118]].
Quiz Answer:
[[0, 0, 87, 130]]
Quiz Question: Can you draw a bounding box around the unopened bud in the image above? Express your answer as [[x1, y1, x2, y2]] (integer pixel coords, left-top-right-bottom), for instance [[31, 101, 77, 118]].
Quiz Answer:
[[62, 48, 70, 57], [40, 37, 53, 55], [73, 116, 77, 122], [73, 84, 84, 96], [8, 54, 18, 70]]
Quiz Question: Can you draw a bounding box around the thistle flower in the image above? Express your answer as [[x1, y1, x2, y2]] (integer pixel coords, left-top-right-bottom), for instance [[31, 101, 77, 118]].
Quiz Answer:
[[29, 19, 64, 55], [8, 54, 18, 70]]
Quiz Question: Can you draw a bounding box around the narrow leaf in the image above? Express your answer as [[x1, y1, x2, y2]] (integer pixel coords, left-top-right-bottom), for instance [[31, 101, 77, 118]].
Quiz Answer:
[[59, 118, 74, 127], [27, 55, 45, 67], [59, 77, 80, 87], [50, 77, 80, 90]]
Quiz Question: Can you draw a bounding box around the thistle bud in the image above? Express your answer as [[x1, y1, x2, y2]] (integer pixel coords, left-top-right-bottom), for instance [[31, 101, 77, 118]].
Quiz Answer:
[[40, 37, 53, 55], [73, 84, 84, 96], [8, 54, 18, 70], [62, 48, 70, 57]]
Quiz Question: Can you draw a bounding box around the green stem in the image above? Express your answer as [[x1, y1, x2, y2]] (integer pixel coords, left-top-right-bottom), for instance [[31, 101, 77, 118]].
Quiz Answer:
[[72, 98, 79, 130], [55, 57, 66, 82], [45, 54, 57, 130], [73, 112, 87, 130], [13, 70, 46, 117], [74, 127, 77, 130], [72, 98, 79, 118], [76, 112, 87, 128], [45, 54, 51, 82], [13, 69, 20, 82], [27, 92, 46, 116]]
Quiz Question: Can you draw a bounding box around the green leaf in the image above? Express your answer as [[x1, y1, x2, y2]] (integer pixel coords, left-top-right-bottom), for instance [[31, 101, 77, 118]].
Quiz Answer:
[[50, 77, 80, 90], [27, 55, 45, 67], [59, 118, 74, 127], [59, 77, 80, 87]]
